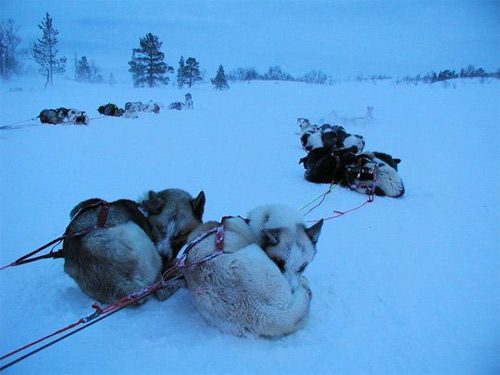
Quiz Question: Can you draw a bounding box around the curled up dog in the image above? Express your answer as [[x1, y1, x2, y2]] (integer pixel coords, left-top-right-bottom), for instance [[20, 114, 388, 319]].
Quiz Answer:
[[180, 204, 323, 338], [62, 188, 205, 304]]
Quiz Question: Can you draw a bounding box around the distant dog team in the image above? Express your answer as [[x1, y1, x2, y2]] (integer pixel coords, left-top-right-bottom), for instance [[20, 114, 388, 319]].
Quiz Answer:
[[298, 117, 405, 197]]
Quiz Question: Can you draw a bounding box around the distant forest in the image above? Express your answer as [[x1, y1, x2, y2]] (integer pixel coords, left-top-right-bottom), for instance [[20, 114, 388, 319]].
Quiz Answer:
[[1, 16, 499, 87]]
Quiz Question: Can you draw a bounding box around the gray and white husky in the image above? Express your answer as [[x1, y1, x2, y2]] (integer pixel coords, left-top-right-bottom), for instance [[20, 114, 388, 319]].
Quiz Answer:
[[180, 204, 323, 338], [63, 188, 205, 304]]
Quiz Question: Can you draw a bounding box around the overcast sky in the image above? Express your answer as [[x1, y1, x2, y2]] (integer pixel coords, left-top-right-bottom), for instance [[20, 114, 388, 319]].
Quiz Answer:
[[2, 0, 499, 79]]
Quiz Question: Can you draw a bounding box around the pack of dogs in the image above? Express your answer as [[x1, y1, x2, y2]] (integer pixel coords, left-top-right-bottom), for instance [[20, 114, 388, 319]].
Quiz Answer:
[[60, 188, 323, 338], [298, 118, 405, 198], [39, 108, 89, 125], [97, 100, 162, 118], [38, 94, 193, 126], [30, 110, 403, 339]]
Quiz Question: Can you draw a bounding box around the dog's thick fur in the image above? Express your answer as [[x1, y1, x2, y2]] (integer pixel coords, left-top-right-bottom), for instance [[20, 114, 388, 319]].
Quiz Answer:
[[141, 189, 205, 261], [63, 189, 205, 304], [299, 146, 358, 184], [181, 205, 323, 338]]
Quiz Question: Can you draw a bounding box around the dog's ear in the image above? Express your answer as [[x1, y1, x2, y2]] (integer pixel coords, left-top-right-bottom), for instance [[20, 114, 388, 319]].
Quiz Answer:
[[141, 191, 165, 215], [191, 191, 206, 220], [306, 219, 323, 245], [261, 229, 280, 249]]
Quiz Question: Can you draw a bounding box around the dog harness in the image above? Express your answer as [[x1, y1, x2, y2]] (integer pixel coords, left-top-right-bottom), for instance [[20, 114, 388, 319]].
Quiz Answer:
[[0, 201, 112, 270]]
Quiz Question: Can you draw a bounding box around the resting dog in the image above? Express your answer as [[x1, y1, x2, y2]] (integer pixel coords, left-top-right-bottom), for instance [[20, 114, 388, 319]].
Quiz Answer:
[[345, 152, 405, 197], [63, 188, 205, 303], [300, 148, 404, 197], [39, 107, 89, 125], [299, 119, 365, 153], [180, 204, 323, 338], [97, 103, 124, 117], [124, 101, 161, 116], [299, 146, 358, 184]]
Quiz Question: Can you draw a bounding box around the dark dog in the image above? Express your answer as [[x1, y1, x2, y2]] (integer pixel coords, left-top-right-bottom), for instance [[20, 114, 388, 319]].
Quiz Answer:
[[299, 146, 358, 184], [168, 102, 184, 111], [300, 148, 404, 197], [184, 93, 193, 109], [98, 103, 124, 117]]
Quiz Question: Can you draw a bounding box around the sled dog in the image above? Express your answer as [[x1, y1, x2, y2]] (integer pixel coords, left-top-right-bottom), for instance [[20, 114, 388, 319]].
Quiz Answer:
[[63, 189, 205, 304], [299, 146, 358, 184], [184, 93, 193, 109], [299, 120, 365, 153], [345, 152, 405, 197], [39, 107, 89, 125], [181, 204, 323, 338]]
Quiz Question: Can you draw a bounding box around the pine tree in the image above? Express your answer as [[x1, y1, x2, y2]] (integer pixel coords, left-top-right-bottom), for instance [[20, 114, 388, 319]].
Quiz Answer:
[[76, 56, 91, 82], [128, 33, 173, 87], [30, 13, 66, 88], [184, 57, 202, 87], [211, 65, 229, 90], [177, 55, 186, 88]]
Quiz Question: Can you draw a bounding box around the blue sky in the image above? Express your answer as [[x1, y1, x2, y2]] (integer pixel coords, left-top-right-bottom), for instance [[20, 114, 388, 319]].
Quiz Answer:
[[2, 0, 499, 79]]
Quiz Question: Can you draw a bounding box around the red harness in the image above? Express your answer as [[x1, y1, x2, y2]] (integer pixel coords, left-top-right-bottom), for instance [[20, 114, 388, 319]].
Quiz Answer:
[[0, 202, 110, 271], [0, 219, 227, 369]]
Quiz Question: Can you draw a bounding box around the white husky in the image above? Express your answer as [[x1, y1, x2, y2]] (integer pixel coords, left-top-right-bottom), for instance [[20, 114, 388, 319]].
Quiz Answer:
[[180, 204, 323, 338]]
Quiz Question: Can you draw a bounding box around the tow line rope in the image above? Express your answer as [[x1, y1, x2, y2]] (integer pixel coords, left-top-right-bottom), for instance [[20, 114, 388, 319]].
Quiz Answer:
[[0, 224, 225, 372], [299, 181, 336, 216], [0, 202, 110, 272], [0, 114, 108, 131], [306, 194, 374, 223], [300, 164, 378, 222], [0, 117, 40, 130]]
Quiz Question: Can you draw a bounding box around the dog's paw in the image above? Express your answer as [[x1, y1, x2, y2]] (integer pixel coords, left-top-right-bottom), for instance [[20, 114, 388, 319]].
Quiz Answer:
[[298, 276, 313, 299]]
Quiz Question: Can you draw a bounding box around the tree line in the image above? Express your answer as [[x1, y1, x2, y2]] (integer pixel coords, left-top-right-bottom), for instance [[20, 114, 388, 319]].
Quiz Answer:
[[396, 66, 500, 85], [1, 13, 230, 90], [127, 32, 228, 90], [2, 13, 499, 88]]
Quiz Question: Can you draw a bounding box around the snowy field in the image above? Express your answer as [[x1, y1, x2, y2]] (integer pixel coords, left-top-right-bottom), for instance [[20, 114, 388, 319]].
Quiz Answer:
[[0, 77, 499, 374]]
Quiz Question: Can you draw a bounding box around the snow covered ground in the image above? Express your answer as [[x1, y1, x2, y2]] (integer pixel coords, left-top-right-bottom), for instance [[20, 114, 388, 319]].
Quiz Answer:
[[0, 77, 499, 374]]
